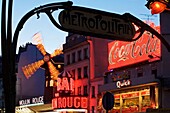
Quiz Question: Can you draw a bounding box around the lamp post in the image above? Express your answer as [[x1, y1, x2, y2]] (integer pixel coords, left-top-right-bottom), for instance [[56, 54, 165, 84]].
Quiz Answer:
[[1, 1, 73, 113]]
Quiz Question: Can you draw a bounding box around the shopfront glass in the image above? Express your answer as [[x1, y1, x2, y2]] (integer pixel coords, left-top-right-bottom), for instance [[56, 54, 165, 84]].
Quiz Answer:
[[109, 87, 158, 113]]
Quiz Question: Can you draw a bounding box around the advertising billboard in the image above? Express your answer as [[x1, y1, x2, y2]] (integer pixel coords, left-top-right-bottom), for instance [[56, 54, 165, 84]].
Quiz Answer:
[[108, 23, 160, 70]]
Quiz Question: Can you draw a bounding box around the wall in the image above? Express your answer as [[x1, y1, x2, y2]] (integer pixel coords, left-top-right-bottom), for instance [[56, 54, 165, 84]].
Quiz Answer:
[[16, 44, 45, 105]]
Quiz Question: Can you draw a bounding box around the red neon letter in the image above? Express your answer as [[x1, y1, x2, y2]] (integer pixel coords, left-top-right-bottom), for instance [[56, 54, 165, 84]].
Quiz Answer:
[[81, 97, 88, 108], [62, 97, 67, 108], [57, 97, 62, 108], [62, 77, 69, 90], [74, 97, 80, 108], [57, 78, 61, 91], [70, 78, 75, 92], [52, 98, 57, 109], [67, 97, 73, 108]]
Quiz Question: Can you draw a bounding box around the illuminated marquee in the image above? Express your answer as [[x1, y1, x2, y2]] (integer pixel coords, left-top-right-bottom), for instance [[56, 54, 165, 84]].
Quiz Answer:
[[52, 96, 88, 109], [108, 23, 161, 69], [52, 71, 88, 110], [57, 76, 74, 93]]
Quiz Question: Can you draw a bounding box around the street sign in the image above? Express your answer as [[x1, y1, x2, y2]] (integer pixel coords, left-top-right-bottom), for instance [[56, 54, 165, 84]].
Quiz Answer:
[[102, 92, 114, 111], [59, 6, 136, 41]]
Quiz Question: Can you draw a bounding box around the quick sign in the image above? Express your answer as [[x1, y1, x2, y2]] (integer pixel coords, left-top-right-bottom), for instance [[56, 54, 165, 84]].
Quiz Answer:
[[59, 6, 136, 41], [116, 80, 131, 88]]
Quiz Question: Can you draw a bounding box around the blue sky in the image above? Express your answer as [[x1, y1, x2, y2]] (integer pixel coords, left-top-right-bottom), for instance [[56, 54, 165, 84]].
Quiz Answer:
[[0, 0, 159, 55]]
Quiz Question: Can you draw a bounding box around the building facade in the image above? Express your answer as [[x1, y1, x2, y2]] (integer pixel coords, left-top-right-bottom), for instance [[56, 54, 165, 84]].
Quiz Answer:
[[63, 33, 109, 113], [98, 21, 170, 113]]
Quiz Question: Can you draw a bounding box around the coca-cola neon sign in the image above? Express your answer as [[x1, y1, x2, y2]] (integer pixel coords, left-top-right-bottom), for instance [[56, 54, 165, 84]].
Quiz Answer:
[[108, 23, 160, 69]]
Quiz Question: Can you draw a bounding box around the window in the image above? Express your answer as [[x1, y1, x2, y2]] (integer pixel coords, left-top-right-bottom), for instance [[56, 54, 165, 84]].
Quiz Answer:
[[151, 63, 157, 78], [83, 66, 88, 78], [152, 69, 157, 78], [78, 68, 81, 79], [137, 67, 143, 77], [84, 48, 88, 59], [72, 69, 75, 79], [92, 106, 95, 113], [83, 85, 88, 96], [72, 52, 75, 63], [104, 75, 108, 84], [67, 54, 70, 65], [78, 50, 82, 61], [92, 86, 95, 98], [78, 86, 81, 95]]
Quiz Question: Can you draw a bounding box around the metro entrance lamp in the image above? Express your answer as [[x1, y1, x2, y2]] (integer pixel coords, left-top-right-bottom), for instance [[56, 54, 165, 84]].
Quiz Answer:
[[145, 0, 170, 14]]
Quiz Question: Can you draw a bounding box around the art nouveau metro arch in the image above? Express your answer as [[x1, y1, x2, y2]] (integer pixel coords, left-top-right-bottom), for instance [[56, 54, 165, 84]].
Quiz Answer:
[[2, 1, 170, 113]]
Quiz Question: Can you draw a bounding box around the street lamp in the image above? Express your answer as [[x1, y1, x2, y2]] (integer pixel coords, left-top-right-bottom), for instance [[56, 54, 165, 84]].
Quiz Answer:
[[145, 0, 170, 14], [1, 1, 73, 113]]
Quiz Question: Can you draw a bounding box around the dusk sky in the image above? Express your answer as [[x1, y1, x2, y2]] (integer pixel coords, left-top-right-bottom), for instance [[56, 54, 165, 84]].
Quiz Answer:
[[0, 0, 160, 55]]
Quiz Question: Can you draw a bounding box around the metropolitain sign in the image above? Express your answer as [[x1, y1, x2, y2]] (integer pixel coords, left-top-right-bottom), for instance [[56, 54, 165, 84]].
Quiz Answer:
[[59, 6, 136, 41], [108, 23, 160, 69]]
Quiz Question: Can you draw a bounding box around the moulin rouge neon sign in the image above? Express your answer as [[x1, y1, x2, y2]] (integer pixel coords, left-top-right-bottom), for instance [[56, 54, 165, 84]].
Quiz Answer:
[[52, 71, 88, 109], [108, 23, 161, 69]]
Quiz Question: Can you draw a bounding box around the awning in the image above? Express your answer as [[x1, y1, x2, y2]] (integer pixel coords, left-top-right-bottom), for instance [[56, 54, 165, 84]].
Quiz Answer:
[[28, 104, 53, 112]]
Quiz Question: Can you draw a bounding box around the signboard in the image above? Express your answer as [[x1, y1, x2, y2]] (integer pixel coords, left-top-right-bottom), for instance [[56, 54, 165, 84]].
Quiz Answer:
[[52, 96, 88, 109], [52, 71, 88, 110], [116, 79, 131, 88], [108, 23, 160, 69], [59, 6, 136, 41], [18, 96, 44, 106]]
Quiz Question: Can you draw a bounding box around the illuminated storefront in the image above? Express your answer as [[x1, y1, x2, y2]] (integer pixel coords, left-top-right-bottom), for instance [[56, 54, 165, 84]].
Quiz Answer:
[[110, 84, 158, 113], [98, 23, 161, 113]]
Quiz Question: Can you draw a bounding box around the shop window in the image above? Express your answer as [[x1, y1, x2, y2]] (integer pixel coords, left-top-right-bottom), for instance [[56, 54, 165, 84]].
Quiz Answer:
[[78, 68, 81, 79], [78, 50, 82, 61], [66, 54, 70, 65], [78, 86, 81, 95], [84, 48, 88, 59], [83, 85, 88, 96], [92, 86, 95, 98], [142, 95, 150, 111], [72, 52, 75, 63], [122, 97, 139, 113], [113, 94, 120, 113], [83, 66, 88, 78]]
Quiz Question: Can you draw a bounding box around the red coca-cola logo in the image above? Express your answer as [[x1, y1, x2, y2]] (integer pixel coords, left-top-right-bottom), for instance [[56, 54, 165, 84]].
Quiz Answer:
[[108, 23, 160, 69]]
